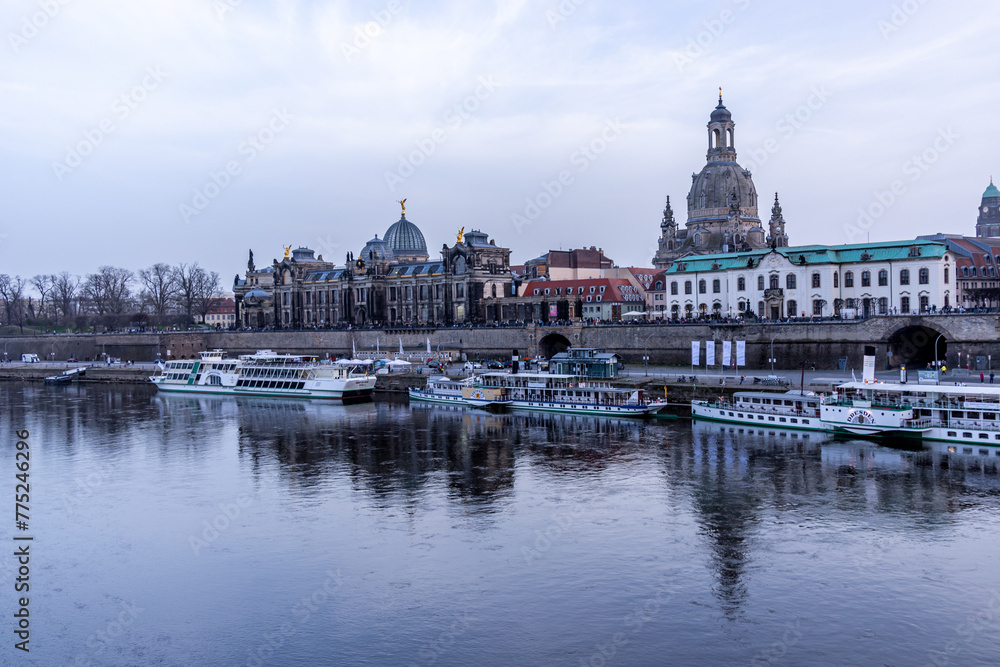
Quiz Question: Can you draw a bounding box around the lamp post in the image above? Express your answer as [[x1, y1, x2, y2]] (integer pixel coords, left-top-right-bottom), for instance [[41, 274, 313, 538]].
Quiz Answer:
[[643, 332, 656, 377], [769, 333, 778, 373], [934, 333, 944, 371]]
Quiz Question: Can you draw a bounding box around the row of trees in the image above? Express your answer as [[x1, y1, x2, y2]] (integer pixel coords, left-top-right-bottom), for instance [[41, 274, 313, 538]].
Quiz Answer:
[[0, 263, 224, 333]]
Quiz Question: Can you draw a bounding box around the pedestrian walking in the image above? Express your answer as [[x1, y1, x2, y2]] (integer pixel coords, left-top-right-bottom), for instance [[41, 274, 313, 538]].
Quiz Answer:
[[981, 372, 985, 383], [991, 372, 995, 384]]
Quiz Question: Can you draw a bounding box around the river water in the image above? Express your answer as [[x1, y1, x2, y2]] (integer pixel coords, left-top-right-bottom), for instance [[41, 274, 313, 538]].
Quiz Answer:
[[2, 384, 1000, 666]]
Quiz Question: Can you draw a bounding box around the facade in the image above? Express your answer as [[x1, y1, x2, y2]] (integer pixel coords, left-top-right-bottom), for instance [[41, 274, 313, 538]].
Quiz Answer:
[[234, 211, 512, 328], [919, 234, 1000, 309], [653, 240, 952, 320], [521, 247, 612, 283], [512, 278, 645, 322], [198, 297, 236, 328], [653, 95, 789, 267]]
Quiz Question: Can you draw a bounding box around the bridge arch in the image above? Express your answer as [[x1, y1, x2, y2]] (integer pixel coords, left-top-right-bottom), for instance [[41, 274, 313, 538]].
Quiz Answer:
[[538, 333, 571, 359], [888, 324, 948, 368]]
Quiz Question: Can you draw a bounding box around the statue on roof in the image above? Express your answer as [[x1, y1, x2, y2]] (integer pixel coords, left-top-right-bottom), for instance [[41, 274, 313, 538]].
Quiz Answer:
[[457, 227, 465, 243], [283, 245, 291, 259], [248, 249, 255, 272], [397, 198, 407, 216]]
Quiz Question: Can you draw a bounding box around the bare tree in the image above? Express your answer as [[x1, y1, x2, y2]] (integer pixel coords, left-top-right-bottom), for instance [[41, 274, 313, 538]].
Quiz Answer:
[[53, 272, 80, 320], [0, 275, 27, 333], [174, 263, 214, 321], [83, 266, 134, 315], [138, 263, 178, 317], [194, 270, 223, 323], [30, 274, 54, 320]]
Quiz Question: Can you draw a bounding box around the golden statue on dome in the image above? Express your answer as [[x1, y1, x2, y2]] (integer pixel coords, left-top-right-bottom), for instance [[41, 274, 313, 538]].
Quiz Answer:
[[457, 227, 465, 243], [397, 198, 407, 215], [283, 245, 292, 259]]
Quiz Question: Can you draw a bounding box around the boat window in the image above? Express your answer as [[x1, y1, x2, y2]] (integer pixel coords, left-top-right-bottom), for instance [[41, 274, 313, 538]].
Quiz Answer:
[[967, 412, 981, 420], [779, 417, 786, 422], [947, 431, 956, 437], [986, 413, 997, 421], [963, 433, 973, 438], [785, 400, 793, 406], [802, 419, 810, 424], [790, 418, 798, 423], [752, 398, 760, 403], [980, 434, 989, 440], [737, 414, 743, 418]]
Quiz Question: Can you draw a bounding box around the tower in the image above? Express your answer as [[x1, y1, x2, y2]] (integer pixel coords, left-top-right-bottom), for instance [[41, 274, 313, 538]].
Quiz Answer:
[[767, 193, 788, 248], [653, 197, 677, 268], [976, 178, 1000, 238]]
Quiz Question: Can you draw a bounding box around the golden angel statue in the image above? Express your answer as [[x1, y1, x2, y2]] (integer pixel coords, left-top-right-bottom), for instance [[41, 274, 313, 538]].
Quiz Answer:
[[397, 199, 407, 215], [283, 245, 292, 259], [457, 227, 465, 243]]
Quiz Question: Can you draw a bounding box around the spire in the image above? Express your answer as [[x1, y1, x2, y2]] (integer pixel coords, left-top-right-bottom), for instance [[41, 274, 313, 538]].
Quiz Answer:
[[661, 196, 675, 227], [718, 86, 723, 106], [771, 192, 782, 218], [768, 192, 788, 248]]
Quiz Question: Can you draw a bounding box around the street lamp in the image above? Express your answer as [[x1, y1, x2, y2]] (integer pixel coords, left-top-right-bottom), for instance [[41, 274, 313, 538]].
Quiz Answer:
[[934, 333, 944, 371], [643, 332, 656, 377], [769, 333, 779, 373]]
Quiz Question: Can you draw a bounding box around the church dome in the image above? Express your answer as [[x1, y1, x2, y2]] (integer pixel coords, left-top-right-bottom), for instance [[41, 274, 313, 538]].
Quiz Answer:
[[384, 215, 428, 258], [360, 234, 394, 262], [710, 100, 732, 122], [687, 162, 759, 224], [983, 181, 1000, 200]]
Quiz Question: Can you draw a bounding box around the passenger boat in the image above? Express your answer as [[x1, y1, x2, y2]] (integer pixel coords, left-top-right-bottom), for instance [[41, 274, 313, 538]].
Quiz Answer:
[[408, 376, 475, 406], [459, 372, 668, 417], [149, 349, 376, 401], [693, 381, 1000, 445]]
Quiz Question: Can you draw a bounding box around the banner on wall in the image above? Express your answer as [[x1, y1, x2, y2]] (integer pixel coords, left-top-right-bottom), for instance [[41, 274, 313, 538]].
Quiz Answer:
[[705, 341, 715, 366], [548, 304, 558, 319], [722, 340, 732, 368], [691, 341, 700, 366], [735, 340, 746, 366]]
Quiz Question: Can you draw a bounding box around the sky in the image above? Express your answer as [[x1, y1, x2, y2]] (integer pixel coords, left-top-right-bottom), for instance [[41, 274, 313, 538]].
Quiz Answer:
[[1, 0, 999, 287]]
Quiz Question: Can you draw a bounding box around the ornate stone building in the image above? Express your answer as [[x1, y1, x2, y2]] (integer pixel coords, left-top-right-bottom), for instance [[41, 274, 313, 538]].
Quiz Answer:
[[234, 208, 512, 328], [653, 95, 790, 267], [976, 178, 1000, 238]]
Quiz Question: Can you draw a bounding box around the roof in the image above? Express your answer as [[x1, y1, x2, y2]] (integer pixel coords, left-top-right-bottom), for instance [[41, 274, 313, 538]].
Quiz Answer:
[[661, 240, 948, 274], [384, 215, 428, 255], [387, 262, 446, 277], [984, 181, 1000, 199], [522, 278, 644, 303], [244, 288, 271, 298]]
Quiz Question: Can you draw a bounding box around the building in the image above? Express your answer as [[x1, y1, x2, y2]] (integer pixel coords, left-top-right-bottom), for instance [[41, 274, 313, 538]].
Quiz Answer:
[[198, 297, 236, 328], [653, 94, 789, 267], [656, 239, 952, 320], [234, 207, 513, 328], [976, 179, 1000, 238], [549, 348, 621, 378], [514, 278, 646, 322], [521, 247, 613, 283]]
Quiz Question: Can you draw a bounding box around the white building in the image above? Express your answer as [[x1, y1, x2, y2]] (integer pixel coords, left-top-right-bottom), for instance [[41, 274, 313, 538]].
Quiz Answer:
[[646, 239, 953, 320]]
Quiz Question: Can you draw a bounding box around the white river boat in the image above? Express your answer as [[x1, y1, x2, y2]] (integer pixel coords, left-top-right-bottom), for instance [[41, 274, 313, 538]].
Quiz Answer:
[[149, 349, 376, 401]]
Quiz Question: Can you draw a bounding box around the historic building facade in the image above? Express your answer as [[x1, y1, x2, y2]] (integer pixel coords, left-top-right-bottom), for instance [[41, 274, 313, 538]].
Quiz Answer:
[[234, 209, 512, 328], [653, 95, 788, 268], [976, 179, 1000, 238], [646, 239, 953, 320]]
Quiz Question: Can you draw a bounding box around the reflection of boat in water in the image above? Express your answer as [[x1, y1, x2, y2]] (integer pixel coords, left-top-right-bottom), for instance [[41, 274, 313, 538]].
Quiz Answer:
[[690, 417, 832, 444], [692, 390, 825, 432], [150, 349, 376, 402]]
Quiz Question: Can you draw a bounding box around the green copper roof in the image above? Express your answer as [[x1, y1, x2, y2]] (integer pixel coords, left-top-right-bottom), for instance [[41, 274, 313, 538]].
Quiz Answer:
[[984, 182, 1000, 199]]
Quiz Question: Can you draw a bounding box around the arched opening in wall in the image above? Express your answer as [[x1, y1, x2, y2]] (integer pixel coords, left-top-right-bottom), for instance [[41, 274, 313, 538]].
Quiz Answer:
[[539, 333, 571, 359], [888, 325, 947, 368]]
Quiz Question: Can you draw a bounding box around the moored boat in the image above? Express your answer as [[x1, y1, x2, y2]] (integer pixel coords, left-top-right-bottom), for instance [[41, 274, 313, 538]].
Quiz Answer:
[[408, 376, 475, 406], [149, 349, 376, 401], [692, 389, 827, 432]]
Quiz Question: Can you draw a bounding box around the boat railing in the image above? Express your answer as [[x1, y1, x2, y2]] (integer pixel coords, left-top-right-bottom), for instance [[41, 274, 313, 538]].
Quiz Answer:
[[710, 401, 820, 418], [902, 418, 933, 429]]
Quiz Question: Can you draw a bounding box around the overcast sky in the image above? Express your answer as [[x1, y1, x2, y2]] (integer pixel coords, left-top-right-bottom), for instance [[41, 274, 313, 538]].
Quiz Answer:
[[1, 0, 998, 286]]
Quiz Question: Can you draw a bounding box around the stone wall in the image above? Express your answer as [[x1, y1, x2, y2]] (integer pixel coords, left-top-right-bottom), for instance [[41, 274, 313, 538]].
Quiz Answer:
[[3, 314, 999, 370]]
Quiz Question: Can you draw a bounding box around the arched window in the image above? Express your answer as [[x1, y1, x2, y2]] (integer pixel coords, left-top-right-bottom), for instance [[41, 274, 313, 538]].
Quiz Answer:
[[878, 297, 888, 315], [900, 269, 910, 285], [944, 268, 949, 284], [727, 128, 734, 148], [713, 128, 721, 148], [878, 270, 888, 286], [712, 279, 721, 293], [813, 300, 824, 316], [769, 275, 779, 289], [844, 271, 854, 287], [861, 271, 871, 287], [787, 300, 797, 316], [670, 281, 678, 295], [834, 272, 839, 288], [737, 277, 746, 291], [918, 268, 929, 284], [684, 281, 692, 295], [758, 276, 765, 290], [699, 279, 707, 294], [655, 281, 663, 291], [786, 274, 796, 289], [812, 273, 821, 288]]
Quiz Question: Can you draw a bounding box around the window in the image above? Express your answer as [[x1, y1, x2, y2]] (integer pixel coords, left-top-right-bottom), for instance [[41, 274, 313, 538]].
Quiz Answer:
[[699, 280, 707, 294], [770, 275, 779, 289], [420, 285, 427, 300], [596, 295, 602, 302], [919, 268, 929, 284], [786, 274, 796, 289], [900, 269, 910, 285], [684, 281, 692, 295], [813, 300, 824, 316], [544, 288, 550, 295], [758, 276, 765, 290], [758, 301, 765, 314], [844, 271, 854, 287], [878, 297, 888, 315], [920, 295, 929, 312], [878, 270, 888, 286], [456, 283, 464, 298], [533, 289, 539, 296], [787, 300, 797, 316], [737, 277, 746, 291], [812, 273, 821, 288], [834, 272, 839, 288], [590, 286, 596, 293], [670, 281, 678, 295], [406, 286, 412, 300], [599, 286, 605, 293], [901, 296, 910, 313], [713, 279, 721, 293], [861, 271, 871, 287]]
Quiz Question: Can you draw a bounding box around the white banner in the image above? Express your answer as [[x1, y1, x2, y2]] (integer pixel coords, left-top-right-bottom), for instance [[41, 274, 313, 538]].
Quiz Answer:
[[863, 354, 876, 383], [736, 340, 746, 367], [722, 340, 732, 368], [691, 341, 700, 366], [705, 341, 715, 366]]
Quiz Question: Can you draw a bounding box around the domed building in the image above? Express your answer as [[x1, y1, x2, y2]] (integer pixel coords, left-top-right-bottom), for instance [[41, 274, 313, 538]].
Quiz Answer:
[[653, 95, 789, 267], [383, 213, 429, 262]]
